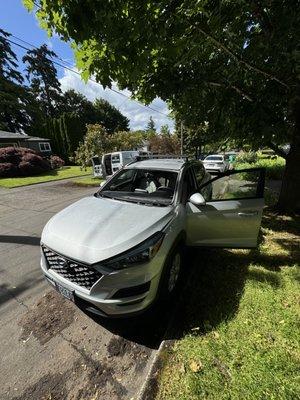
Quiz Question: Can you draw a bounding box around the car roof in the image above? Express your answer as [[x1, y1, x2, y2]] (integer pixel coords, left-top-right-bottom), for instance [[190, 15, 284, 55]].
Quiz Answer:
[[124, 158, 187, 171], [205, 154, 224, 158]]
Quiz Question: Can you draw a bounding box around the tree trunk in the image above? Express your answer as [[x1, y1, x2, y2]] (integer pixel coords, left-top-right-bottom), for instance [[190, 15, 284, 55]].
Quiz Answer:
[[277, 106, 300, 214]]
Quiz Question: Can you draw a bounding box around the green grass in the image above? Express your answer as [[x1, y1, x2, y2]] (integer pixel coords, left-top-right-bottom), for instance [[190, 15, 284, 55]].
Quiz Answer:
[[70, 176, 103, 187], [0, 166, 92, 188], [156, 208, 300, 399], [234, 157, 285, 180]]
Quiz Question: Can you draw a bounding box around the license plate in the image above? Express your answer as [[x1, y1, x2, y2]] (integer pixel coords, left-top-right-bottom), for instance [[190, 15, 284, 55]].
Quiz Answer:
[[55, 282, 74, 302]]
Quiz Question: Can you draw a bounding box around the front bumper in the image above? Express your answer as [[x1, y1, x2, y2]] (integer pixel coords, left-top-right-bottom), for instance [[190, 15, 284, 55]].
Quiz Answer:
[[203, 165, 224, 173], [40, 248, 166, 317]]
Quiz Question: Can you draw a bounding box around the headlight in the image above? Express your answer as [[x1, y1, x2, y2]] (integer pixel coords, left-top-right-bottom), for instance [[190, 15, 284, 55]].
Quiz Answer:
[[99, 231, 165, 271]]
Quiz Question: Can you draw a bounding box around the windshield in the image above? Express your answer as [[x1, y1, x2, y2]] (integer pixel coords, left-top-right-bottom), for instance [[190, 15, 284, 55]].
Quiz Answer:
[[205, 156, 223, 161], [98, 168, 178, 206]]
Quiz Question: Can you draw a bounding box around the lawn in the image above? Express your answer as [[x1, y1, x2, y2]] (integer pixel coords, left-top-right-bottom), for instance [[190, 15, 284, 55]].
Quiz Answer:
[[156, 208, 299, 399], [70, 176, 103, 187], [0, 166, 92, 188]]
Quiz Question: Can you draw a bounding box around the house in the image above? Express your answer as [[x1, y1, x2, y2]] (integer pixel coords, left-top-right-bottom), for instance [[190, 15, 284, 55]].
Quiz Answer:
[[0, 130, 52, 155]]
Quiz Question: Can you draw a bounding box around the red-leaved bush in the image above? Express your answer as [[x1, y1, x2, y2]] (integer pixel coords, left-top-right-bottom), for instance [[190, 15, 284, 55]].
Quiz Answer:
[[0, 147, 51, 177], [49, 155, 65, 169]]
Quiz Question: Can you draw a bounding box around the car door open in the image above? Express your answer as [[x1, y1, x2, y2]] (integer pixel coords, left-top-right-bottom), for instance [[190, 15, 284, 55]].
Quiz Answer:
[[186, 168, 265, 248]]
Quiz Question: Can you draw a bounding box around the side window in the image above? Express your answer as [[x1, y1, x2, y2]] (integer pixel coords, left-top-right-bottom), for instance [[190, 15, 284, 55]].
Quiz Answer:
[[39, 142, 51, 152], [200, 173, 213, 201], [200, 169, 265, 201], [193, 163, 205, 188], [182, 168, 197, 203]]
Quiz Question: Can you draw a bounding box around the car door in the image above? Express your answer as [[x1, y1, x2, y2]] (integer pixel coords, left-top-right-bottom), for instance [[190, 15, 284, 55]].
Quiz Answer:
[[186, 168, 265, 248]]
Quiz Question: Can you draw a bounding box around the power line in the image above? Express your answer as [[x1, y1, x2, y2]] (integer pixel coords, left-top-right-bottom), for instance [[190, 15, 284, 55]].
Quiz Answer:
[[6, 35, 173, 120]]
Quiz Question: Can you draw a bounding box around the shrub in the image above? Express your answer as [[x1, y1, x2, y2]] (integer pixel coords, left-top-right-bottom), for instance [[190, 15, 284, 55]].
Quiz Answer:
[[235, 157, 285, 180], [0, 162, 18, 177], [235, 151, 258, 164], [50, 155, 65, 169], [0, 147, 51, 178]]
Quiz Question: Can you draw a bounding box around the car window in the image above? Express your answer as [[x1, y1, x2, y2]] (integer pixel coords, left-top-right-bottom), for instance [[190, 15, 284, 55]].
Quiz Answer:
[[200, 173, 212, 201], [200, 170, 264, 201], [111, 154, 120, 163], [193, 163, 205, 188], [181, 168, 197, 203], [204, 156, 223, 161], [99, 168, 178, 206]]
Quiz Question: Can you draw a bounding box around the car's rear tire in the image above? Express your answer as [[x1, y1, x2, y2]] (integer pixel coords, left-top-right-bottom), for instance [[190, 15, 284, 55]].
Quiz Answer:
[[158, 244, 184, 302]]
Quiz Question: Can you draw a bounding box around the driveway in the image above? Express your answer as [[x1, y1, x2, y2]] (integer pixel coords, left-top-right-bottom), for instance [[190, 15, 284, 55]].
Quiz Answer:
[[0, 181, 168, 400]]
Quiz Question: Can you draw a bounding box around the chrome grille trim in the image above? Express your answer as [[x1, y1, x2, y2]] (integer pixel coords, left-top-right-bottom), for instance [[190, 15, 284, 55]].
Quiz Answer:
[[42, 245, 102, 290]]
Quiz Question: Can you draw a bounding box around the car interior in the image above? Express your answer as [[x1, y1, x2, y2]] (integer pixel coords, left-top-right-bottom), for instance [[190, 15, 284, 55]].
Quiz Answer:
[[100, 169, 178, 204]]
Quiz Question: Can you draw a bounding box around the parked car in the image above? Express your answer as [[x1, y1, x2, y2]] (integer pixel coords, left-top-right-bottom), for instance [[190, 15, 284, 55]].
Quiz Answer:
[[203, 154, 229, 173], [40, 157, 265, 317]]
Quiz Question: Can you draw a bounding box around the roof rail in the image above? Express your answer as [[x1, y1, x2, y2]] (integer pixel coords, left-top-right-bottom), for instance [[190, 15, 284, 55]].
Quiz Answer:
[[134, 154, 189, 162]]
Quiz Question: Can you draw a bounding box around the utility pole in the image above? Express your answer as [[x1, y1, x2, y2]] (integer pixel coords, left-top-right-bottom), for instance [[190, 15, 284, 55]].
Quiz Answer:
[[180, 121, 184, 156]]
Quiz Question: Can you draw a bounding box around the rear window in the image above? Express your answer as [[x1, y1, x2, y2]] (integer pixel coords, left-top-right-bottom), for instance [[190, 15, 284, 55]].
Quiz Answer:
[[111, 155, 120, 163], [205, 156, 223, 161]]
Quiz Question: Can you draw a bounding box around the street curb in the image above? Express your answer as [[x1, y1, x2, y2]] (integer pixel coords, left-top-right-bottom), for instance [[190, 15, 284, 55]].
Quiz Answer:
[[137, 307, 179, 400], [137, 340, 167, 400]]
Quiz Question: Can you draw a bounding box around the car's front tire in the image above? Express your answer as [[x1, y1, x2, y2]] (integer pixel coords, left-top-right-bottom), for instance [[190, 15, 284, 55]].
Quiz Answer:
[[158, 244, 184, 301]]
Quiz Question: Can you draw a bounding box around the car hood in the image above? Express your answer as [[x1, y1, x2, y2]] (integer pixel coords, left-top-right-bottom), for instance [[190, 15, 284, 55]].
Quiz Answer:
[[42, 196, 174, 264]]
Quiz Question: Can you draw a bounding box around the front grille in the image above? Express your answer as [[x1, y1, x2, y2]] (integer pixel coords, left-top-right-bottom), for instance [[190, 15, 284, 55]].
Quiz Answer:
[[42, 246, 102, 290]]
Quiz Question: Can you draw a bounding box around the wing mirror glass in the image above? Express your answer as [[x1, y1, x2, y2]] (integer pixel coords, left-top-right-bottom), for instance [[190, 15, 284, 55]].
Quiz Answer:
[[189, 192, 206, 206]]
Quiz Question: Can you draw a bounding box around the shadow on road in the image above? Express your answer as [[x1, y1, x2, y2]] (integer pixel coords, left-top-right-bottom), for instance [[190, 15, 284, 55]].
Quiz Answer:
[[0, 235, 41, 246], [80, 298, 172, 350], [78, 246, 249, 349], [80, 223, 297, 350]]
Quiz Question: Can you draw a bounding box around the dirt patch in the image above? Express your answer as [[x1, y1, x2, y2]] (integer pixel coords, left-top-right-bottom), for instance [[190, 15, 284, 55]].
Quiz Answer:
[[75, 360, 128, 399], [19, 290, 75, 345], [11, 371, 68, 400], [107, 336, 152, 373]]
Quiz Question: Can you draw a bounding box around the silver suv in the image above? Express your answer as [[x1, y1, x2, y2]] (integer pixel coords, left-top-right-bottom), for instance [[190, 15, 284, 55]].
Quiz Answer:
[[41, 157, 265, 317]]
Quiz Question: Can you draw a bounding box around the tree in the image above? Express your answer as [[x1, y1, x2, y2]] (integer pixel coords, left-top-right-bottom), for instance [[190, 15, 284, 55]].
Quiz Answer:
[[146, 116, 156, 133], [0, 29, 31, 132], [26, 0, 300, 212], [160, 124, 171, 136], [60, 89, 95, 121], [93, 98, 129, 133], [149, 133, 180, 155], [111, 130, 144, 151], [22, 44, 62, 118], [74, 124, 112, 168]]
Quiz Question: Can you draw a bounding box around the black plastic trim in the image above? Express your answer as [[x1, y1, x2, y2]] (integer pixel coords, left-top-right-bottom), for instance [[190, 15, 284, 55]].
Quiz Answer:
[[111, 281, 151, 299]]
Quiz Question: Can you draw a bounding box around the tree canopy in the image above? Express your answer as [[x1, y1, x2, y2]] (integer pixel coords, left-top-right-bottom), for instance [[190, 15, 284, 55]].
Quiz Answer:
[[0, 29, 130, 162], [23, 44, 62, 118], [0, 29, 31, 132], [25, 0, 300, 212]]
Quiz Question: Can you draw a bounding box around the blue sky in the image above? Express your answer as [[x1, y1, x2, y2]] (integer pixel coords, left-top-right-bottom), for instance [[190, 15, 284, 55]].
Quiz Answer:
[[0, 0, 174, 131]]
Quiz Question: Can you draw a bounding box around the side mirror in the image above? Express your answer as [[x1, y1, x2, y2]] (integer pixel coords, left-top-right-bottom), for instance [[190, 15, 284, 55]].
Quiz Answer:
[[189, 193, 206, 206]]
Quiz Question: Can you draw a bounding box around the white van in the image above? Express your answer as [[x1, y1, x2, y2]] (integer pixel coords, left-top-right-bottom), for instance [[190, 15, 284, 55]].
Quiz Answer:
[[110, 151, 139, 174], [101, 150, 149, 177]]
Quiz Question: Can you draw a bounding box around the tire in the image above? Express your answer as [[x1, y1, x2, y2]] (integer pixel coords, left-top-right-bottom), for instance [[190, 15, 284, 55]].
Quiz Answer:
[[158, 244, 184, 302]]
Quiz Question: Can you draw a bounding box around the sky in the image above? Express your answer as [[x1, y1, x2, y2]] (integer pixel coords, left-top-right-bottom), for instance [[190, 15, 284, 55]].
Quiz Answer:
[[0, 0, 174, 131]]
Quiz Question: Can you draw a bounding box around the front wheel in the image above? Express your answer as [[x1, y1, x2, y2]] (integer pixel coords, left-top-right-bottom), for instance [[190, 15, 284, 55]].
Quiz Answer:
[[158, 245, 184, 301]]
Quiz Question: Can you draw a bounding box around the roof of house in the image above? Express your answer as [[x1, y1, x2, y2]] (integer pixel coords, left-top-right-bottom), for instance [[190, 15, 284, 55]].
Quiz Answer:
[[0, 130, 50, 141]]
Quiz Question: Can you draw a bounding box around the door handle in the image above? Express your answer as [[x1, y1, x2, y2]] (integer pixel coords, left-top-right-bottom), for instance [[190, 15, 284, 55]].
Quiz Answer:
[[238, 211, 258, 217]]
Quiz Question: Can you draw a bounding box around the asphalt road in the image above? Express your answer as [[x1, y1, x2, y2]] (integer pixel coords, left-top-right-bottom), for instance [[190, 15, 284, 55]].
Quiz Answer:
[[0, 180, 167, 400]]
